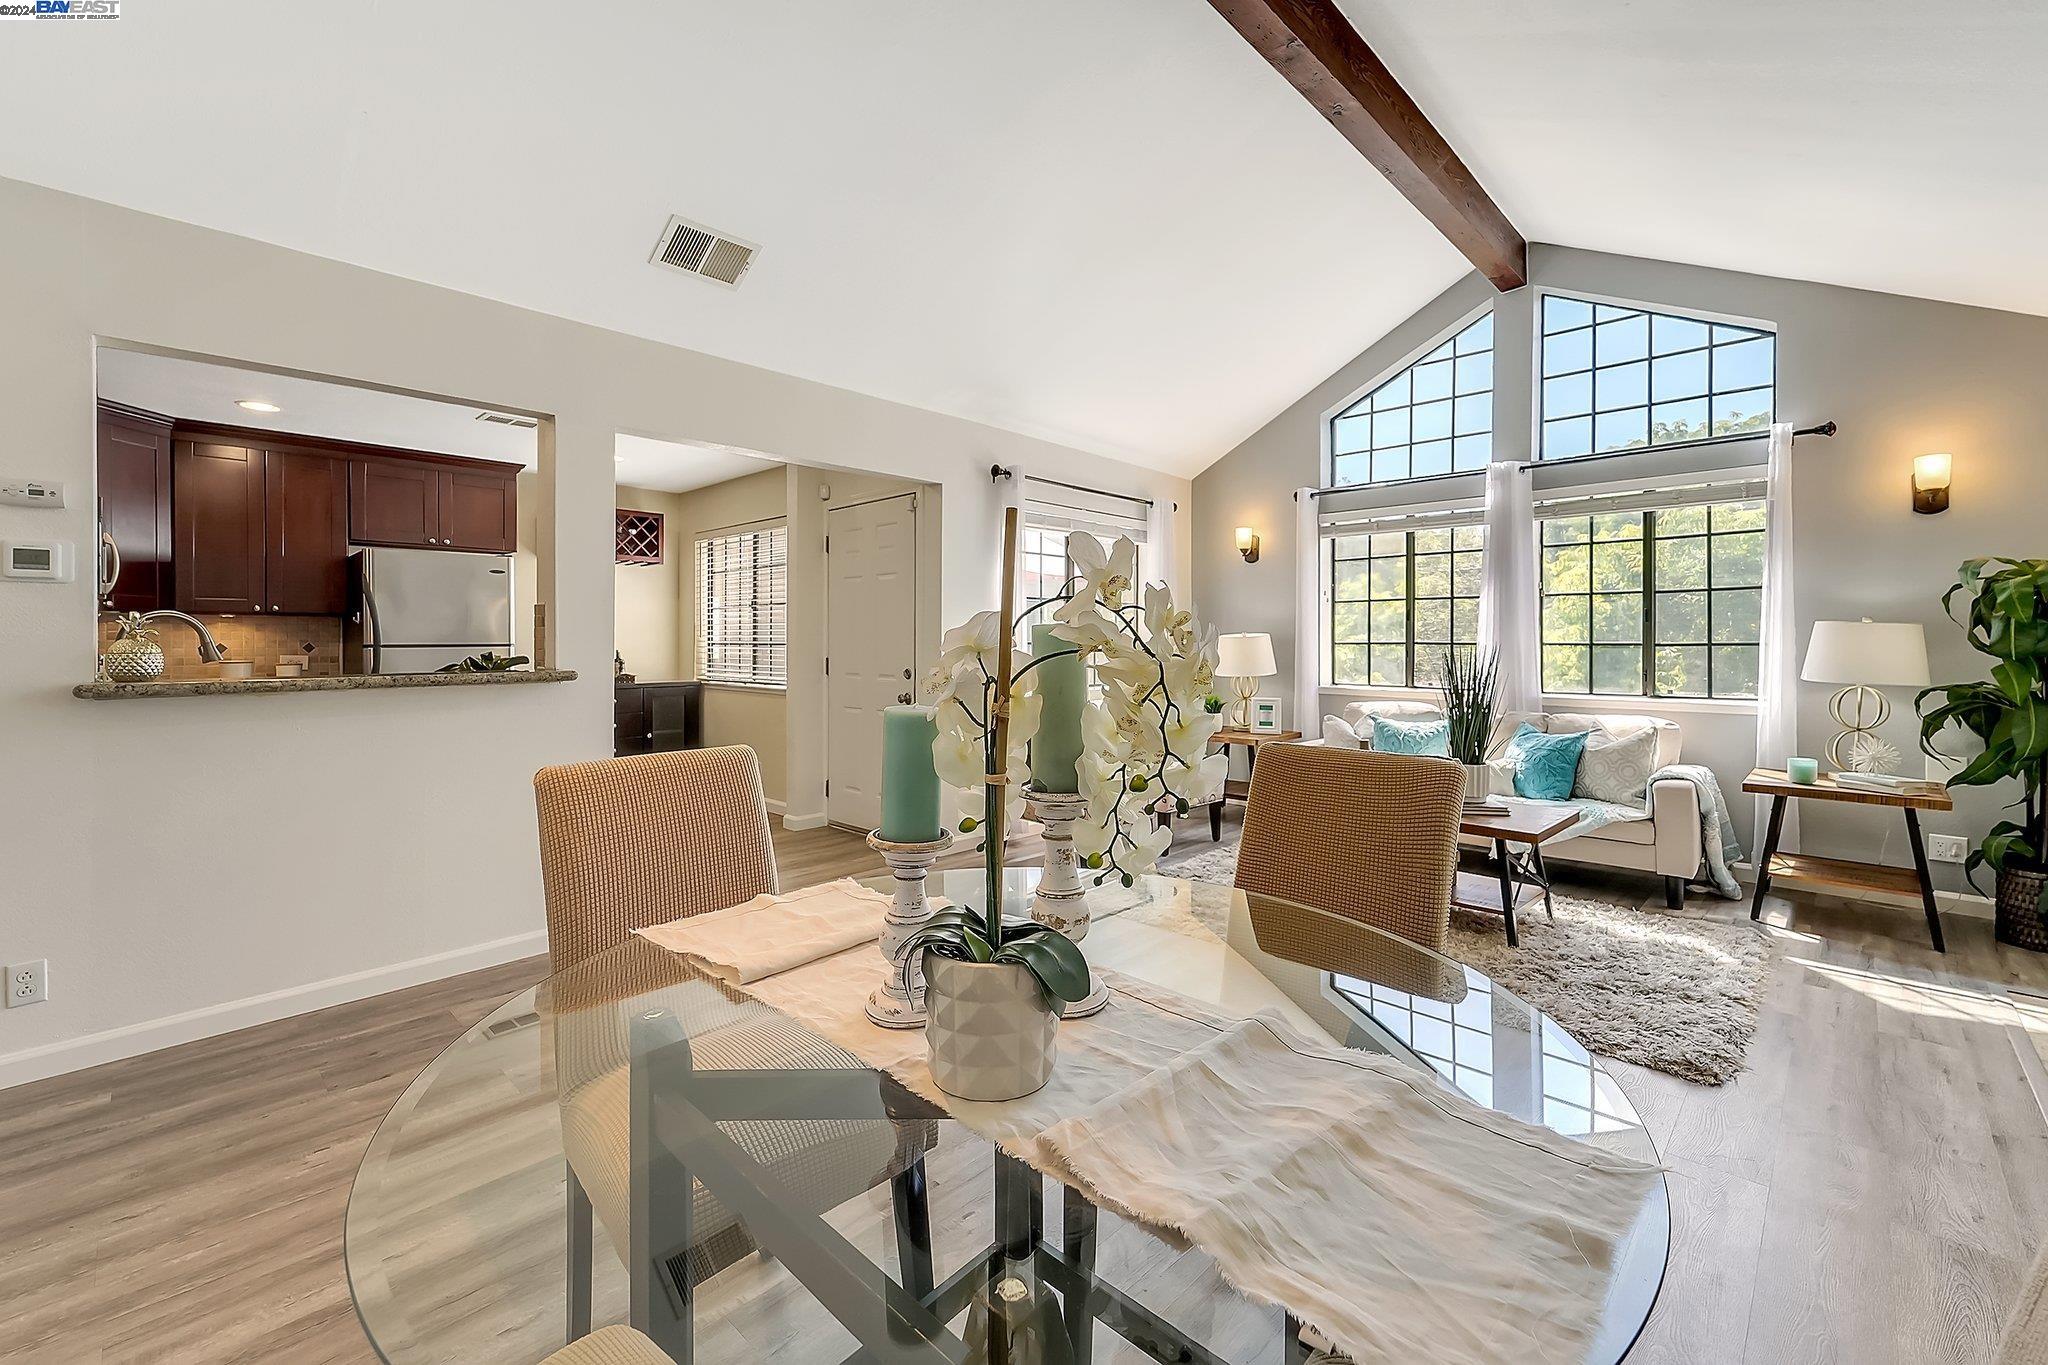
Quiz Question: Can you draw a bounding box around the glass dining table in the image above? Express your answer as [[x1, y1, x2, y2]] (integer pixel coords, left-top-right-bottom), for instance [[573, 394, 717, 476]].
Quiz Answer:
[[345, 870, 1668, 1364]]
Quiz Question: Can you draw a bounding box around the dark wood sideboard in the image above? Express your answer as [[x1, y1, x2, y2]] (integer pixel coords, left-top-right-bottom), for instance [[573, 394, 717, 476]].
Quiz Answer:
[[614, 680, 703, 757]]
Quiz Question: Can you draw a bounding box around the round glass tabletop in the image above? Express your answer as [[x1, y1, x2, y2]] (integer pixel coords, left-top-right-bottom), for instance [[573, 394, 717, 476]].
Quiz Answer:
[[346, 870, 1666, 1364]]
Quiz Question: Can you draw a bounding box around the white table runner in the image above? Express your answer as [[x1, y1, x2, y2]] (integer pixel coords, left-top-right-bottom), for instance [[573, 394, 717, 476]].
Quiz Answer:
[[637, 883, 1660, 1362], [633, 879, 894, 984]]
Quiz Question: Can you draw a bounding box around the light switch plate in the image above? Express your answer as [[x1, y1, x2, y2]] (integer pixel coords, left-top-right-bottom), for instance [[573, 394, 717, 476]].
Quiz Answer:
[[0, 479, 65, 509]]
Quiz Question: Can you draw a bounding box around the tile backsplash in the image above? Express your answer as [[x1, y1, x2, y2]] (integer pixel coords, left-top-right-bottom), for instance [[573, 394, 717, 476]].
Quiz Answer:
[[98, 614, 343, 681]]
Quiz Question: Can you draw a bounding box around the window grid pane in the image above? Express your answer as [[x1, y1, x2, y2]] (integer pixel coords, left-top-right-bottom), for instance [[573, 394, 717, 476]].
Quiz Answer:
[[1539, 499, 1765, 699], [1329, 527, 1485, 688], [1332, 313, 1494, 486], [1539, 295, 1775, 460], [698, 525, 789, 688]]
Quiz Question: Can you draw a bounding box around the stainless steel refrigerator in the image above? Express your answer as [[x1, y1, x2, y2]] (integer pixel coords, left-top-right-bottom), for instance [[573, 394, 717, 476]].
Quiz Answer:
[[344, 546, 515, 674]]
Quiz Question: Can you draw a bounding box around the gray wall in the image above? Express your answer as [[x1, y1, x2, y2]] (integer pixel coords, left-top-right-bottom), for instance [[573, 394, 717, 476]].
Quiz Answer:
[[1194, 243, 2048, 890]]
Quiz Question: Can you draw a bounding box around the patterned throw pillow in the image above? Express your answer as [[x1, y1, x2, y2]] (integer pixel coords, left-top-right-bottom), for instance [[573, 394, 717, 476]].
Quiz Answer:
[[1503, 722, 1589, 800], [1572, 726, 1660, 809], [1371, 716, 1451, 757]]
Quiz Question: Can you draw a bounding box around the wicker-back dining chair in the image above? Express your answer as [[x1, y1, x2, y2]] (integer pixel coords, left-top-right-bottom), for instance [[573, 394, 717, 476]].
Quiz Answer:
[[534, 746, 779, 973], [1234, 743, 1465, 954], [532, 746, 935, 1355]]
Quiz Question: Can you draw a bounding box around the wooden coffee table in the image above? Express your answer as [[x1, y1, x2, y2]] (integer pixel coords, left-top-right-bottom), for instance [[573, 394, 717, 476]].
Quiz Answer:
[[1455, 805, 1579, 948], [1741, 767, 1955, 951]]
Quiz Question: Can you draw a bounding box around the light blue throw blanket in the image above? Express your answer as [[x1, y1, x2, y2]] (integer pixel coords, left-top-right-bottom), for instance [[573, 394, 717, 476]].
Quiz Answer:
[[1494, 763, 1745, 899]]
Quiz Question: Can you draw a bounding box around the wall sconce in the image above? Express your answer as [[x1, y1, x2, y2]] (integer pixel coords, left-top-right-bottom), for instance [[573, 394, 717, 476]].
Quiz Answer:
[[1234, 526, 1261, 564], [1912, 452, 1951, 515]]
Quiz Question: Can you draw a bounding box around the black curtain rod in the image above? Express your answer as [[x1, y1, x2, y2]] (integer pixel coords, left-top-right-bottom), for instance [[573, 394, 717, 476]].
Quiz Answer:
[[991, 464, 1173, 512], [1508, 421, 1836, 475], [1296, 421, 1838, 498]]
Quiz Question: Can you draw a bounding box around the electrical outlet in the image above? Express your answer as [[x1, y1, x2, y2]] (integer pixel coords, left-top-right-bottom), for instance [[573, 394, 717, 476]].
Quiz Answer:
[[6, 959, 47, 1007], [1927, 834, 1969, 865]]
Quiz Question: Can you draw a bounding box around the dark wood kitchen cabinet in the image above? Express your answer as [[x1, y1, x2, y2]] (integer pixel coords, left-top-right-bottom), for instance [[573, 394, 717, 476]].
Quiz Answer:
[[440, 467, 518, 551], [349, 459, 440, 548], [95, 403, 172, 612], [350, 459, 517, 553], [172, 440, 350, 616], [263, 449, 350, 614], [172, 438, 266, 614]]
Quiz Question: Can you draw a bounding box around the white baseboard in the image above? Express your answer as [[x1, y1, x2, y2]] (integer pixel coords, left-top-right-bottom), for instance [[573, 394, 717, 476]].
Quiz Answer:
[[765, 797, 787, 816], [0, 928, 549, 1094], [781, 810, 828, 831]]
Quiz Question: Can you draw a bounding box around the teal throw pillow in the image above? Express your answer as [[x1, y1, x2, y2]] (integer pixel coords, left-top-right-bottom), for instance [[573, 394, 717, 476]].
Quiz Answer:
[[1371, 715, 1451, 757], [1505, 723, 1588, 800]]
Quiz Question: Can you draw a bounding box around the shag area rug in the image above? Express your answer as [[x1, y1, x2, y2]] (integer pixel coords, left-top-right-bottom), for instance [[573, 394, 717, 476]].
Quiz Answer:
[[1170, 843, 1775, 1085]]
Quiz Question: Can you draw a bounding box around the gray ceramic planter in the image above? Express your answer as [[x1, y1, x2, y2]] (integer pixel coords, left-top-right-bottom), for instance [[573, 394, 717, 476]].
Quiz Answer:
[[923, 954, 1059, 1101]]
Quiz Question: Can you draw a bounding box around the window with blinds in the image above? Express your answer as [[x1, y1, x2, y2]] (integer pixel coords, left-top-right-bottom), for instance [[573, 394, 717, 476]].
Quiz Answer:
[[696, 523, 787, 688], [1536, 478, 1766, 699], [1319, 501, 1486, 688]]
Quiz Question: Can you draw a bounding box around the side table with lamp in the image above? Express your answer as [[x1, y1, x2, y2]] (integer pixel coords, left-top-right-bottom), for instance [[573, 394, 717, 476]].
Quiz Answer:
[[1748, 618, 1949, 949]]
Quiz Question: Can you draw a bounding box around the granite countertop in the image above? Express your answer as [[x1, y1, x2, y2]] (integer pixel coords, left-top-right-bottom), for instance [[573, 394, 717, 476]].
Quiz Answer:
[[75, 668, 578, 700]]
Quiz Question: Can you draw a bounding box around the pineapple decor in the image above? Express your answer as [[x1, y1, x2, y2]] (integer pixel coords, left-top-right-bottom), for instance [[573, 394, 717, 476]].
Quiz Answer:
[[101, 612, 166, 682]]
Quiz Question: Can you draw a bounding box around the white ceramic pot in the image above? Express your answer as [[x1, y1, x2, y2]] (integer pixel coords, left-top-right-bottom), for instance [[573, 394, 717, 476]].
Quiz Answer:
[[923, 954, 1058, 1101], [1461, 762, 1492, 807]]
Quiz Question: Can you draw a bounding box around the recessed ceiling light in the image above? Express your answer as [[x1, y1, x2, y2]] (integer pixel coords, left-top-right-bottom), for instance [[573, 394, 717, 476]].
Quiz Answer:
[[236, 400, 281, 413]]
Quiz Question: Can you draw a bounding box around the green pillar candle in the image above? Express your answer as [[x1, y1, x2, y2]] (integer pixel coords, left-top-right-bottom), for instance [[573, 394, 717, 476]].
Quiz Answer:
[[880, 704, 943, 843], [1029, 623, 1084, 794]]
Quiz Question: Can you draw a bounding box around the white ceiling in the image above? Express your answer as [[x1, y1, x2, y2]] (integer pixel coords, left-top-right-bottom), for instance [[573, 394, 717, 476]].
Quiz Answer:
[[0, 0, 1466, 479], [96, 349, 533, 466], [614, 434, 783, 495], [1343, 0, 2048, 318], [18, 5, 2043, 482]]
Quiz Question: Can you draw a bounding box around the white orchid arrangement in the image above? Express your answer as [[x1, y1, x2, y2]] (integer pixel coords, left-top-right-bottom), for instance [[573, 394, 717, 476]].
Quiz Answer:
[[920, 531, 1226, 892]]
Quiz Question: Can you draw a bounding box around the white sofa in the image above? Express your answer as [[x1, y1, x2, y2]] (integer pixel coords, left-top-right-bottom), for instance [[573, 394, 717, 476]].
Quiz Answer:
[[1318, 699, 1705, 908]]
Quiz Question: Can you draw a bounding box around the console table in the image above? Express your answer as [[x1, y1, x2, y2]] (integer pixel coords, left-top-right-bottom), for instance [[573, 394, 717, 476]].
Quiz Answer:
[[1742, 767, 1955, 951]]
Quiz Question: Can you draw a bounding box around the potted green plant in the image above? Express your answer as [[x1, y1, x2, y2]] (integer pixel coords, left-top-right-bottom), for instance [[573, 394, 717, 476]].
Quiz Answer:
[[900, 910, 1088, 1100], [1916, 557, 2048, 949], [1439, 646, 1501, 810]]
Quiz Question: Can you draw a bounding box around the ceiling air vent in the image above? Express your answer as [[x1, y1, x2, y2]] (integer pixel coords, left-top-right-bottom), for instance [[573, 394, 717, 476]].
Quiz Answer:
[[650, 214, 758, 289], [474, 411, 539, 429]]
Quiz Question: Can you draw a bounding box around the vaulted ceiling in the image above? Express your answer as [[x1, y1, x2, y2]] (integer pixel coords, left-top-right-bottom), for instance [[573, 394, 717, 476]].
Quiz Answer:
[[3, 2, 2040, 478]]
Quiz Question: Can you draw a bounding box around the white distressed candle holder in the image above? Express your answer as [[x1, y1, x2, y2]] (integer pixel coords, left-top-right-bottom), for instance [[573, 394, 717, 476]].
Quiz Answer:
[[865, 828, 954, 1029], [1023, 787, 1109, 1019]]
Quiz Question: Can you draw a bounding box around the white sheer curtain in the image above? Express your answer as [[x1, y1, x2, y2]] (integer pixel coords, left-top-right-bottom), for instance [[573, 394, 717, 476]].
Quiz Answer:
[[1145, 496, 1180, 599], [1293, 488, 1320, 736], [1755, 423, 1800, 854], [1478, 462, 1542, 716]]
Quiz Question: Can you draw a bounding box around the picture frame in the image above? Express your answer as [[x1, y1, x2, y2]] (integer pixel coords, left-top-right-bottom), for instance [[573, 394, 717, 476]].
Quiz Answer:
[[1249, 697, 1282, 733]]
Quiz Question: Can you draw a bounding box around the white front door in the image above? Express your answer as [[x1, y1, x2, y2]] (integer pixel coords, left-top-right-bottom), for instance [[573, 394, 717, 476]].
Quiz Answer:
[[826, 493, 918, 832]]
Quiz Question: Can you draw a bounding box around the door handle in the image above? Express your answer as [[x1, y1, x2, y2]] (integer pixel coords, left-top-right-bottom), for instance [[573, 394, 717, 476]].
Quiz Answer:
[[897, 691, 914, 705]]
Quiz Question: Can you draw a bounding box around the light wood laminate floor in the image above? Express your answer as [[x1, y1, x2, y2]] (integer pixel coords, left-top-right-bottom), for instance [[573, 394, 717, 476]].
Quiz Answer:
[[3, 815, 2045, 1363]]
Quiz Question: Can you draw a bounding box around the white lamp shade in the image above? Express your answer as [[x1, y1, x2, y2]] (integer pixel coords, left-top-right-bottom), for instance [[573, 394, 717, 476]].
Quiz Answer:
[[1216, 631, 1277, 678], [1800, 619, 1930, 687]]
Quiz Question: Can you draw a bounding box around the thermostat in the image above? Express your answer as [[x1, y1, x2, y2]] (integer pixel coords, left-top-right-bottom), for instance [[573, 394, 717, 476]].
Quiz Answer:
[[1, 540, 74, 582], [0, 479, 65, 509]]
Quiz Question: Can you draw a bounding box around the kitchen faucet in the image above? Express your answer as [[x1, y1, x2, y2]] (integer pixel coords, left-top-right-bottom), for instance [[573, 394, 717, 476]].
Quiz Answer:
[[132, 609, 230, 664]]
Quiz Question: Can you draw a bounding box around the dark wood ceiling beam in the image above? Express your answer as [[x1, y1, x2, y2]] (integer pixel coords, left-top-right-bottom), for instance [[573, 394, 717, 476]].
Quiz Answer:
[[1207, 0, 1527, 290]]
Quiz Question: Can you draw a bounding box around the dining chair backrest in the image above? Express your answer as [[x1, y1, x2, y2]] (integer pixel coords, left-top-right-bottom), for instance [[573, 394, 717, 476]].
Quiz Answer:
[[1234, 743, 1464, 953], [534, 746, 779, 973]]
